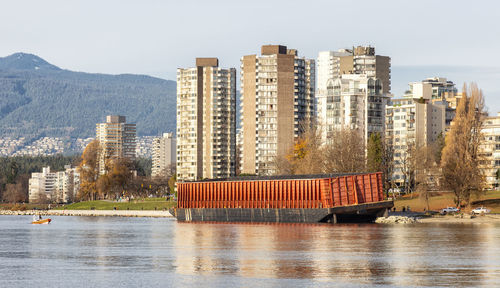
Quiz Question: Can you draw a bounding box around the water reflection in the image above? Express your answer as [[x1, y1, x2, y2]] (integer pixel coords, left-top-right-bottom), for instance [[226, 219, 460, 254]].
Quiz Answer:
[[0, 216, 499, 287], [172, 221, 500, 287]]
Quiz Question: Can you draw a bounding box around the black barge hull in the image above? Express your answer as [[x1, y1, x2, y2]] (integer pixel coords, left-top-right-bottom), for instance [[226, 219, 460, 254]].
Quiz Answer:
[[172, 201, 393, 223]]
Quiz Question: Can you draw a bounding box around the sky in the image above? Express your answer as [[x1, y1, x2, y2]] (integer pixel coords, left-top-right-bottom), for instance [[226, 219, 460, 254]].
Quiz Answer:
[[1, 0, 499, 111]]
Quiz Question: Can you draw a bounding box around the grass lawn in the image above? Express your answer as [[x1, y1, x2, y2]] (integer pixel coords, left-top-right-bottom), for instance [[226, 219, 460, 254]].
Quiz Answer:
[[53, 198, 176, 211], [393, 190, 500, 213]]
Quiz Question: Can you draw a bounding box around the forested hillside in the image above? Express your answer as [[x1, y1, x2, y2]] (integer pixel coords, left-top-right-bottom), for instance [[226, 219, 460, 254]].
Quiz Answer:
[[0, 53, 176, 139]]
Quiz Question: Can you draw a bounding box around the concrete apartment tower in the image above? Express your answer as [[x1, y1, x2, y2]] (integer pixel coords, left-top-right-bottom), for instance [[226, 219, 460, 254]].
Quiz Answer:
[[240, 45, 315, 175], [385, 81, 447, 186], [152, 133, 176, 178], [176, 58, 236, 181], [316, 46, 391, 144], [96, 115, 136, 175], [322, 74, 389, 144]]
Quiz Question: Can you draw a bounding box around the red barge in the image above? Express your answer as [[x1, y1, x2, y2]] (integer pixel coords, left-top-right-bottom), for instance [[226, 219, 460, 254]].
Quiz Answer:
[[172, 172, 393, 223]]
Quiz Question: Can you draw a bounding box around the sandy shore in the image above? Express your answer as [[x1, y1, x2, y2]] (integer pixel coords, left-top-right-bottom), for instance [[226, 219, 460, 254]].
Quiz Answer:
[[0, 209, 173, 218], [419, 214, 500, 224]]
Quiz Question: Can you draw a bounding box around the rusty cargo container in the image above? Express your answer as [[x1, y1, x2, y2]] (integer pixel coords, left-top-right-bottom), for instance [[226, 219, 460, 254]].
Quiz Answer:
[[172, 172, 393, 223]]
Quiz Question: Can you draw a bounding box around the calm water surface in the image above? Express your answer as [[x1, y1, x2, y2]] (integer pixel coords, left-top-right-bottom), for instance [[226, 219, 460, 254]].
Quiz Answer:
[[0, 215, 499, 287]]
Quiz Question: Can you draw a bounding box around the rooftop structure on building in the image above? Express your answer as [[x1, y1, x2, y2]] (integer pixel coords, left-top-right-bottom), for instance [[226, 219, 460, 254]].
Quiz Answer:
[[317, 46, 391, 95], [418, 77, 458, 101]]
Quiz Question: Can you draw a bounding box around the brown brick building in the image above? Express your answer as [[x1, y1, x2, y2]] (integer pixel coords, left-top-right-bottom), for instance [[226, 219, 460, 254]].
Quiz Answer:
[[240, 45, 315, 175]]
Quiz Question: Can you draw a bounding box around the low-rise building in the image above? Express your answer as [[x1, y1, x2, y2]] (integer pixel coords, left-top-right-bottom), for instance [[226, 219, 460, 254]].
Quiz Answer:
[[29, 166, 79, 203], [386, 81, 447, 187], [480, 113, 500, 188]]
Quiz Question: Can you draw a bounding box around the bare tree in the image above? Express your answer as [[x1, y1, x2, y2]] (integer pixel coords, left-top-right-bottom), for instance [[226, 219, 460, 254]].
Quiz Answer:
[[3, 183, 25, 203], [400, 142, 416, 196], [323, 128, 366, 173], [415, 144, 441, 211], [441, 83, 486, 208], [2, 174, 29, 203]]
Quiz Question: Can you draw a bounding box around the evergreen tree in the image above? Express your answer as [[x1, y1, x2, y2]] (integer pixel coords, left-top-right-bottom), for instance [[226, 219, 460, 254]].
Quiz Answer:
[[366, 133, 383, 172]]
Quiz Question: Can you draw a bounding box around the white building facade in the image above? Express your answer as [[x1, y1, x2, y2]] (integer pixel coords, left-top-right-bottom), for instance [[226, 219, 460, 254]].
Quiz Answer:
[[29, 166, 79, 203], [316, 46, 391, 144], [321, 74, 388, 145], [480, 113, 500, 188]]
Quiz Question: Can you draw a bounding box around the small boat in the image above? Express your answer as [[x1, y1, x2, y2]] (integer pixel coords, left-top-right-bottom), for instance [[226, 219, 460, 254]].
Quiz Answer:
[[32, 218, 51, 224]]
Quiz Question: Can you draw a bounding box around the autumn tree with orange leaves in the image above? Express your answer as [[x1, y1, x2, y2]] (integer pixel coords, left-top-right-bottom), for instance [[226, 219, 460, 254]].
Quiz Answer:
[[77, 140, 100, 201]]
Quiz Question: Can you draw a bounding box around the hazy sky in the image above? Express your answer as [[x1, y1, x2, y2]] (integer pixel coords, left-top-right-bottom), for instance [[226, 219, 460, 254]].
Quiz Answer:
[[1, 0, 499, 109]]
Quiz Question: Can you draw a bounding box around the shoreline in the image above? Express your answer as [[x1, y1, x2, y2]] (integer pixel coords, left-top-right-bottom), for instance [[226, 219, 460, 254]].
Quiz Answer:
[[418, 214, 500, 224], [2, 209, 499, 223], [0, 209, 173, 218], [377, 212, 500, 224]]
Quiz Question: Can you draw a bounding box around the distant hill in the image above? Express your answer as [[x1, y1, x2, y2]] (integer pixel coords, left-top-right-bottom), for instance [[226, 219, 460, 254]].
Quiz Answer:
[[0, 52, 176, 139]]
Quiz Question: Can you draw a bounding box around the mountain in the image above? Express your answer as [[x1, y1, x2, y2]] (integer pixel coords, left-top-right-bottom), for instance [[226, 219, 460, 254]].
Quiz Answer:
[[0, 53, 61, 71], [0, 53, 176, 140]]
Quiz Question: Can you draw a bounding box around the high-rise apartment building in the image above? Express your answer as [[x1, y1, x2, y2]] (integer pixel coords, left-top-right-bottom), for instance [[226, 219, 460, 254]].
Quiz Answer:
[[152, 133, 176, 178], [176, 58, 236, 181], [316, 46, 391, 141], [240, 45, 315, 175], [385, 82, 447, 186], [321, 74, 388, 144], [96, 115, 136, 174]]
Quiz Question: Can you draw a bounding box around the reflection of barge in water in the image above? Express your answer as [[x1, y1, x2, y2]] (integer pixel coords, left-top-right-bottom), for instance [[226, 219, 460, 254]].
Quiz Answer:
[[171, 172, 393, 223]]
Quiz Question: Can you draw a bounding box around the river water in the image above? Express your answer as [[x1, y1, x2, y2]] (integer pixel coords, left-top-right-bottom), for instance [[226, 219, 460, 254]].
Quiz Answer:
[[0, 216, 499, 287]]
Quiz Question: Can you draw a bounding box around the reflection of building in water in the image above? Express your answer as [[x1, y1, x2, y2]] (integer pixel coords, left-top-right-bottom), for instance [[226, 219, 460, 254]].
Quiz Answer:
[[170, 223, 500, 286], [233, 224, 280, 278], [482, 224, 499, 286], [267, 224, 319, 279], [173, 223, 240, 276]]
